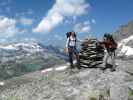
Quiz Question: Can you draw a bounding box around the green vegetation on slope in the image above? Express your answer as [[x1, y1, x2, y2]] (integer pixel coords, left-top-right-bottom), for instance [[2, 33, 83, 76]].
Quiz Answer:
[[0, 54, 65, 80]]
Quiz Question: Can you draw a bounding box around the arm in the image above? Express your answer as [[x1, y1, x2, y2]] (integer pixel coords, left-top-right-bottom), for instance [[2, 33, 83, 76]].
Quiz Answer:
[[64, 38, 69, 53], [65, 38, 69, 48]]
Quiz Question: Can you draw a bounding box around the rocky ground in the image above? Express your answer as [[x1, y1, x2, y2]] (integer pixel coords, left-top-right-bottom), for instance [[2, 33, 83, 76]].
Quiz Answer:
[[0, 59, 133, 100]]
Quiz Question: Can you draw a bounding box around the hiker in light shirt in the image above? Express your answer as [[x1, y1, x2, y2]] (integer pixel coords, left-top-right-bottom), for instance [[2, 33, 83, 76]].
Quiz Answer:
[[65, 31, 81, 70]]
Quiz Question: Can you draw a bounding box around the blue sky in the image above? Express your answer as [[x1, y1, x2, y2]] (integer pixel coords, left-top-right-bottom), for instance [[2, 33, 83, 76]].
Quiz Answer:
[[0, 0, 133, 46]]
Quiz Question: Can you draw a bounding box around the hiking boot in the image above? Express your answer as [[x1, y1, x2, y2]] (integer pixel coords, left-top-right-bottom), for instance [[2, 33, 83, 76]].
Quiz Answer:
[[70, 64, 75, 69], [77, 65, 81, 70], [77, 67, 81, 70], [100, 67, 106, 70], [76, 62, 81, 69], [100, 63, 107, 70], [110, 68, 116, 72]]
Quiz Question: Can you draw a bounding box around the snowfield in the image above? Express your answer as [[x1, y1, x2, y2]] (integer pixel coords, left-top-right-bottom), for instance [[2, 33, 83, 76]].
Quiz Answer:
[[118, 35, 133, 56], [119, 45, 133, 56], [0, 42, 43, 51]]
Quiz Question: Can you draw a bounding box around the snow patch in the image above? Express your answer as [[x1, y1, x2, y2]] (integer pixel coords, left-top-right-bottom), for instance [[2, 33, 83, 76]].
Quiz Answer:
[[119, 45, 133, 56], [0, 82, 5, 86], [118, 35, 133, 47], [118, 35, 133, 56], [0, 45, 16, 50], [0, 42, 43, 53], [41, 68, 53, 73], [55, 65, 68, 71], [41, 64, 69, 73]]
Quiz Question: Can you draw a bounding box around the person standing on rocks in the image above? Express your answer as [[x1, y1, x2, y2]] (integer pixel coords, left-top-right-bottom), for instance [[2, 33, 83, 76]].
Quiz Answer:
[[100, 33, 117, 71], [65, 31, 81, 70]]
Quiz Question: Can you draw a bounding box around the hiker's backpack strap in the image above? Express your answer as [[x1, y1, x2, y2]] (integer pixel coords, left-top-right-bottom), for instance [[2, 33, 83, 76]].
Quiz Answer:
[[68, 37, 70, 47]]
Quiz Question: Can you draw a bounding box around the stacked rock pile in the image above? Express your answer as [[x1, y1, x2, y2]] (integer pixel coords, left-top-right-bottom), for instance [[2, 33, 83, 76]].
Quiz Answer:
[[79, 38, 104, 68]]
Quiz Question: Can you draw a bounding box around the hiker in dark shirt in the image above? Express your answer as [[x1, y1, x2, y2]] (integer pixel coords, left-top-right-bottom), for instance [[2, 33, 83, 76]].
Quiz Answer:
[[100, 33, 117, 71]]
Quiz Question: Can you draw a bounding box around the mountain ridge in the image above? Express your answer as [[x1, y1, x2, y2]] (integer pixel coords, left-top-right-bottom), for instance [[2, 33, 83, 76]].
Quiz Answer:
[[0, 42, 66, 80], [113, 20, 133, 58]]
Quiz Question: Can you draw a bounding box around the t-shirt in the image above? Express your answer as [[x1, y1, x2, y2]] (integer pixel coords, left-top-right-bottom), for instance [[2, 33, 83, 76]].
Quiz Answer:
[[66, 36, 76, 47]]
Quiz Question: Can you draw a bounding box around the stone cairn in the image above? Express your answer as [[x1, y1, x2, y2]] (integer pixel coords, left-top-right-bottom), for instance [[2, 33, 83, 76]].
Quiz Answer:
[[79, 38, 104, 68]]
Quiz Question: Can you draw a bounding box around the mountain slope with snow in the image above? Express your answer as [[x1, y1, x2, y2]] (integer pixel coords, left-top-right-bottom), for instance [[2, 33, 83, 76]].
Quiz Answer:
[[0, 42, 66, 80], [0, 42, 43, 52], [118, 35, 133, 57], [113, 21, 133, 58]]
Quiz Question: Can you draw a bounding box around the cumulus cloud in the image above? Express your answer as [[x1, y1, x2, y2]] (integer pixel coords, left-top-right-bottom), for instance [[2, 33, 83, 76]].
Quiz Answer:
[[74, 21, 91, 33], [33, 12, 63, 33], [33, 0, 89, 33], [19, 17, 33, 26], [0, 16, 18, 38]]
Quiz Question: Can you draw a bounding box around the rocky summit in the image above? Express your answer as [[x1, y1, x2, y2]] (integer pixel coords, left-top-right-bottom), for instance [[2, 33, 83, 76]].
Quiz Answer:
[[0, 58, 133, 100]]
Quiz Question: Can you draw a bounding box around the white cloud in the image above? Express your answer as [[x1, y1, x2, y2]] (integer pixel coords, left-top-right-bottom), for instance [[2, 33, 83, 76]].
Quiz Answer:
[[19, 17, 33, 26], [74, 21, 91, 33], [33, 12, 63, 33], [50, 0, 89, 16], [91, 19, 96, 24], [33, 0, 89, 33], [0, 16, 18, 38]]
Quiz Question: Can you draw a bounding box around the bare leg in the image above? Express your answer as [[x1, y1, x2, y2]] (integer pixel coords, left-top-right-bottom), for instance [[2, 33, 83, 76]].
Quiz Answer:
[[111, 52, 116, 71], [103, 51, 110, 68]]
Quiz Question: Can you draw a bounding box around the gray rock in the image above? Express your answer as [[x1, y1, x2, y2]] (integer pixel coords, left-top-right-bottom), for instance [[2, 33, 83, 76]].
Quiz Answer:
[[110, 83, 129, 100], [0, 65, 132, 100], [79, 39, 104, 68]]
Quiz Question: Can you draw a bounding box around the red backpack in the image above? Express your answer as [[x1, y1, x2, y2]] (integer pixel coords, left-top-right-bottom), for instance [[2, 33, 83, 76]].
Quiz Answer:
[[107, 35, 117, 52]]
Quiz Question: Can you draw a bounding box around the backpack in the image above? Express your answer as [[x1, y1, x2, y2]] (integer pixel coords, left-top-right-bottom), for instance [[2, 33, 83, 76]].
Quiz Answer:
[[104, 33, 118, 52], [109, 40, 117, 52], [66, 32, 77, 38], [66, 32, 71, 38]]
